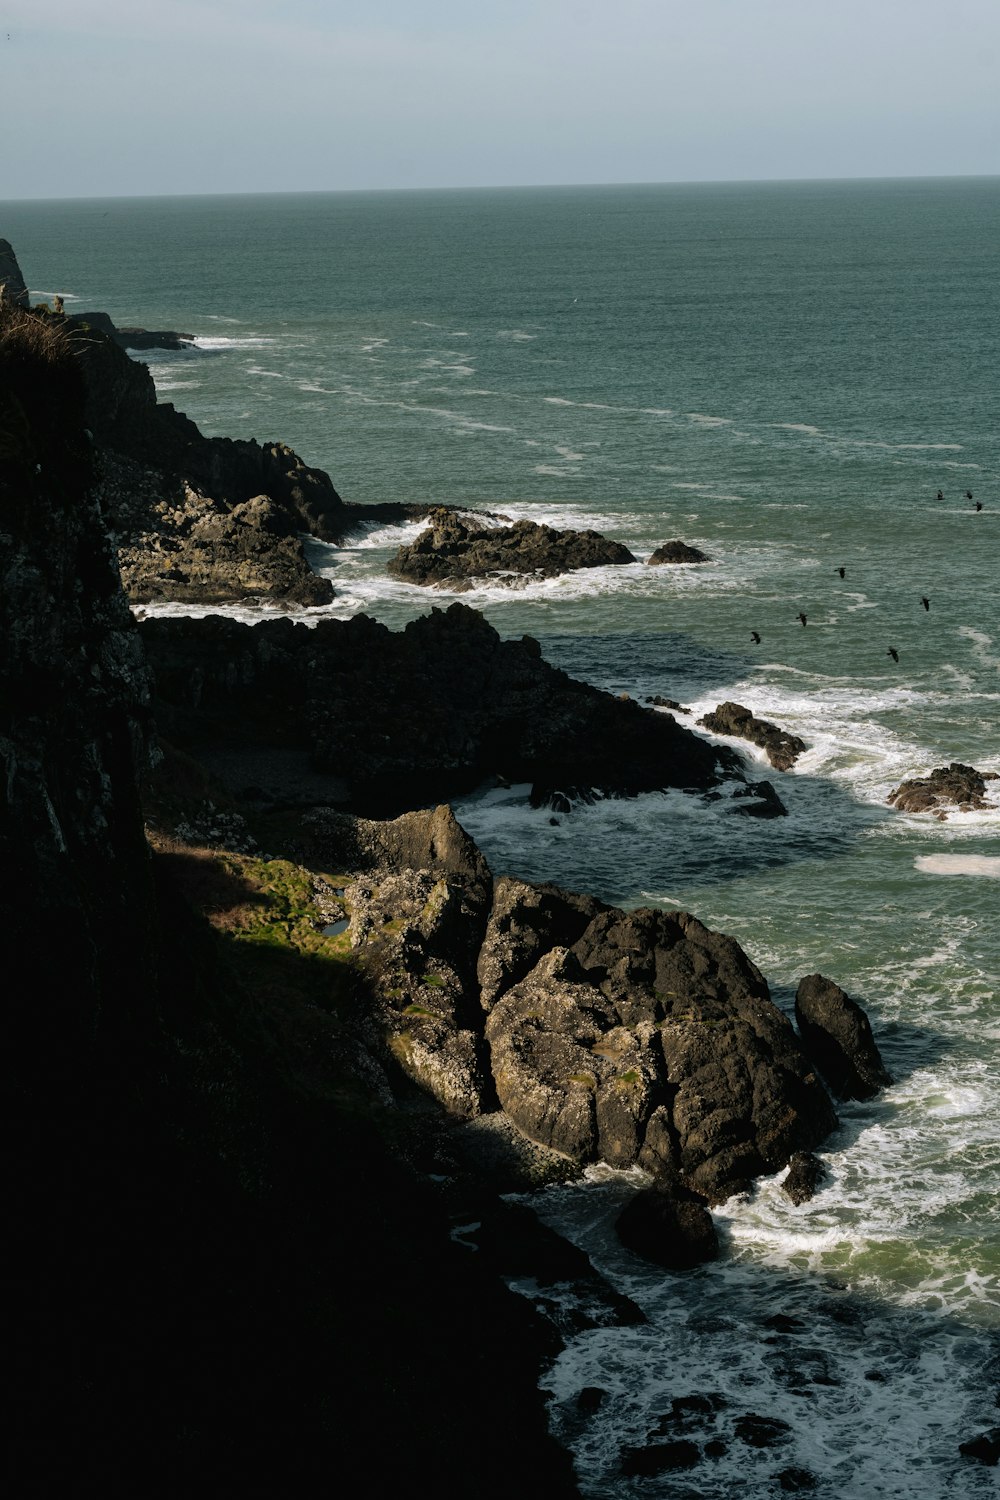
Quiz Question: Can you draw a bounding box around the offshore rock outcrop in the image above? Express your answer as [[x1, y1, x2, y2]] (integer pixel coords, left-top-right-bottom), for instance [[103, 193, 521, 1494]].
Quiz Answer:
[[388, 510, 637, 587], [794, 973, 892, 1101], [647, 539, 710, 565], [0, 237, 30, 307], [698, 701, 807, 772], [887, 761, 998, 816]]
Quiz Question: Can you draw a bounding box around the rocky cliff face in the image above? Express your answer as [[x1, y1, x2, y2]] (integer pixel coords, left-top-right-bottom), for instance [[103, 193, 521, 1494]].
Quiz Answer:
[[1, 299, 581, 1498]]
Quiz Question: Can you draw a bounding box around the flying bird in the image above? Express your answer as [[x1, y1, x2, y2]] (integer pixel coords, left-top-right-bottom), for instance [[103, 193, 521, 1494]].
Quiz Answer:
[[837, 566, 846, 579], [887, 647, 899, 663], [937, 489, 944, 501], [798, 612, 808, 627], [975, 500, 983, 511], [750, 631, 761, 644], [921, 596, 930, 611], [966, 490, 974, 500]]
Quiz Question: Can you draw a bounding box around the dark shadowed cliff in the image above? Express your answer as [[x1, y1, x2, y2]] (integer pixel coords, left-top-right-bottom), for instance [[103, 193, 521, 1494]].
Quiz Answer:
[[1, 301, 581, 1496]]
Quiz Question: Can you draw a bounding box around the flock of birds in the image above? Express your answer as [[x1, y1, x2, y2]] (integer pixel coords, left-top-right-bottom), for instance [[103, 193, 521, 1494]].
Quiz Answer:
[[749, 489, 985, 663]]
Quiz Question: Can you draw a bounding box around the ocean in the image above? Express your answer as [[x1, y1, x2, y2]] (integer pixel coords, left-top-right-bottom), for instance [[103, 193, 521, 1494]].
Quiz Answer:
[[4, 178, 998, 1496]]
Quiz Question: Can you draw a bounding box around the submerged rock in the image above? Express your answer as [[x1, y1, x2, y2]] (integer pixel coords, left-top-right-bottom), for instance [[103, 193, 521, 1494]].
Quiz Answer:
[[388, 510, 636, 586], [887, 762, 998, 816], [794, 973, 891, 1101]]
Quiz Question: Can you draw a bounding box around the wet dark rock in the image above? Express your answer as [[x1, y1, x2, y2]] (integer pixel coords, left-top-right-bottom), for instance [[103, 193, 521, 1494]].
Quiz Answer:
[[651, 1393, 728, 1432], [728, 779, 788, 817], [795, 973, 891, 1101], [576, 1387, 607, 1414], [782, 1150, 826, 1204], [388, 510, 637, 586], [620, 1440, 701, 1475], [734, 1413, 793, 1448], [704, 1438, 728, 1458], [865, 1369, 888, 1383], [764, 1314, 805, 1333], [698, 701, 807, 771], [887, 761, 998, 816], [959, 1428, 1000, 1466], [616, 1183, 719, 1270], [646, 695, 690, 712], [647, 540, 710, 565]]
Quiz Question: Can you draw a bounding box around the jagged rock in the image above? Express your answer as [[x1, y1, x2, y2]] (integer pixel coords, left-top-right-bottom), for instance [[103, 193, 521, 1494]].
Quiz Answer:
[[698, 701, 806, 771], [388, 511, 636, 586], [616, 1182, 718, 1269], [887, 762, 998, 815], [485, 901, 837, 1202], [141, 602, 745, 815], [728, 779, 788, 817], [782, 1151, 826, 1204], [794, 974, 891, 1101], [647, 540, 709, 565], [478, 877, 608, 1011], [0, 238, 30, 308]]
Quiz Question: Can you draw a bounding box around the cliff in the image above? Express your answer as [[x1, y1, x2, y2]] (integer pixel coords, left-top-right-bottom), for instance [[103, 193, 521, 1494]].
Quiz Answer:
[[1, 299, 582, 1496]]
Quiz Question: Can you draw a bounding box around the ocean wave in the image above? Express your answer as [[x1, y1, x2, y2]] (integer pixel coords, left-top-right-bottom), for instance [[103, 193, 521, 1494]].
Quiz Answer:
[[915, 854, 1000, 878]]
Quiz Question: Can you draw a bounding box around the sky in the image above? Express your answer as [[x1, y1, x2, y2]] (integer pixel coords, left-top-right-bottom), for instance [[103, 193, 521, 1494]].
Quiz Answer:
[[2, 0, 998, 200]]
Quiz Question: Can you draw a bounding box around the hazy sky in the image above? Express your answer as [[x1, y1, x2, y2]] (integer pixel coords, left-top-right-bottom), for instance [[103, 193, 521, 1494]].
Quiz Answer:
[[3, 0, 998, 199]]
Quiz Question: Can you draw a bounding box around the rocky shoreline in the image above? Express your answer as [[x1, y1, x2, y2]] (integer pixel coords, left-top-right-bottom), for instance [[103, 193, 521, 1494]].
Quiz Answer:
[[11, 249, 968, 1491]]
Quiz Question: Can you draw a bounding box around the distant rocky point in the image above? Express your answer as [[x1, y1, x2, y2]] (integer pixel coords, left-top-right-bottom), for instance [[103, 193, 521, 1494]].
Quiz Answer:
[[70, 308, 196, 351]]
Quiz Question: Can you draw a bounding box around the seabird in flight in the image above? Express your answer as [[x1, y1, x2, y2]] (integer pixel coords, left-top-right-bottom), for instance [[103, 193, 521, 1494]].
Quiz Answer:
[[887, 647, 899, 663]]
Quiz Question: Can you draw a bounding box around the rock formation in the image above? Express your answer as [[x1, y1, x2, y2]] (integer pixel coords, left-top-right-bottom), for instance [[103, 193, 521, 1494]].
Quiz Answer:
[[140, 601, 768, 815], [794, 974, 892, 1101], [698, 701, 807, 772], [388, 510, 637, 587], [887, 762, 998, 816], [647, 540, 710, 564]]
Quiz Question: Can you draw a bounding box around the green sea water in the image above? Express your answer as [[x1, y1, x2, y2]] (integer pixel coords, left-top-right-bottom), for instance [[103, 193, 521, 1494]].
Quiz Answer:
[[4, 179, 998, 1496]]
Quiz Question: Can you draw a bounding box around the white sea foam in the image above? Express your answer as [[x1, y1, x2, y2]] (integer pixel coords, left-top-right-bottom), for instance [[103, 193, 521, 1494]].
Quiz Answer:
[[686, 412, 732, 426], [191, 335, 278, 350], [915, 854, 1000, 878]]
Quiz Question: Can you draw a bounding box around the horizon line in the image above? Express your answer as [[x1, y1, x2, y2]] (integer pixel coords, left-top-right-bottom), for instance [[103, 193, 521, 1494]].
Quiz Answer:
[[3, 171, 999, 207]]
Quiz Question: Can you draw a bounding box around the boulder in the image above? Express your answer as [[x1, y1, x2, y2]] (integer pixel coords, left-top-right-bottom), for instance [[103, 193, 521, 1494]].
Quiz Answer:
[[620, 1440, 701, 1475], [485, 900, 838, 1202], [782, 1151, 826, 1204], [647, 540, 709, 565], [698, 701, 806, 772], [477, 876, 608, 1011], [794, 974, 891, 1101], [616, 1182, 718, 1269], [388, 511, 636, 586], [959, 1428, 999, 1466], [887, 762, 998, 815]]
